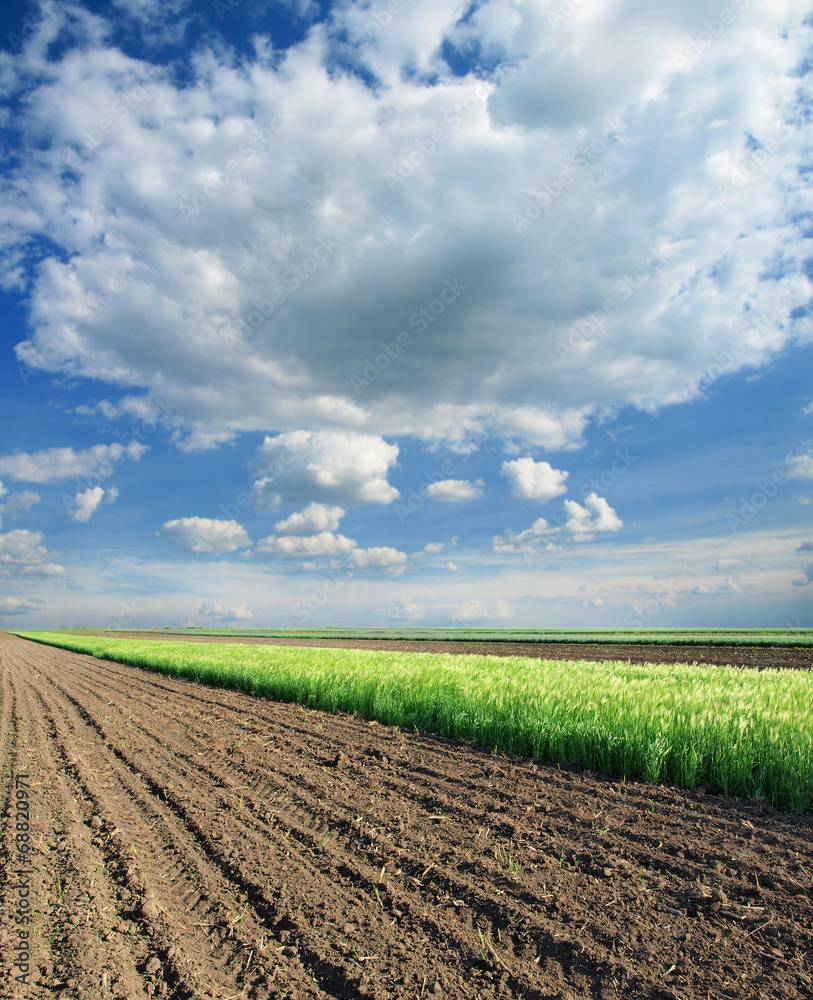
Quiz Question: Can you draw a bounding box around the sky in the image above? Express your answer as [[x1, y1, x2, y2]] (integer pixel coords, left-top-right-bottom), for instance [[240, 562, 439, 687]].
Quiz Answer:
[[0, 0, 812, 630]]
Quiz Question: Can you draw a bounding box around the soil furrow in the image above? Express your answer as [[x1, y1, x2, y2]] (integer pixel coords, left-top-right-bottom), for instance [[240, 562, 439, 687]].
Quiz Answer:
[[37, 683, 380, 1000], [10, 665, 163, 997], [29, 647, 640, 992], [21, 656, 337, 999], [73, 631, 813, 670], [31, 645, 567, 997], [3, 631, 812, 1000]]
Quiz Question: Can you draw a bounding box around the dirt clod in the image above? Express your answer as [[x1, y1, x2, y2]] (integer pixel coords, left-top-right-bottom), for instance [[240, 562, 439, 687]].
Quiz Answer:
[[144, 956, 161, 975]]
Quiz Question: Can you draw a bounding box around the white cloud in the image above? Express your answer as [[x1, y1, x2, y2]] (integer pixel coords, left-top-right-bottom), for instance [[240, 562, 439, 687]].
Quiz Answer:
[[197, 601, 253, 622], [420, 536, 458, 556], [71, 487, 105, 523], [75, 399, 123, 420], [452, 599, 511, 622], [256, 529, 408, 573], [112, 0, 190, 18], [391, 595, 426, 622], [562, 493, 623, 541], [110, 0, 193, 48], [252, 432, 399, 508], [494, 492, 621, 551], [0, 443, 148, 484], [715, 558, 741, 572], [493, 517, 558, 555], [0, 596, 46, 614], [351, 546, 408, 574], [500, 458, 569, 502], [788, 453, 813, 479], [0, 528, 67, 578], [423, 479, 484, 502], [2, 4, 809, 459], [256, 531, 356, 558], [70, 486, 118, 523], [694, 577, 741, 596], [271, 0, 319, 22], [0, 490, 40, 518], [274, 502, 346, 534], [159, 517, 252, 555]]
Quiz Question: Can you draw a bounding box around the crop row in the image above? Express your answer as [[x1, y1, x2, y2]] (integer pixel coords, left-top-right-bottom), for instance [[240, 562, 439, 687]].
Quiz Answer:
[[54, 626, 813, 647], [16, 632, 813, 811]]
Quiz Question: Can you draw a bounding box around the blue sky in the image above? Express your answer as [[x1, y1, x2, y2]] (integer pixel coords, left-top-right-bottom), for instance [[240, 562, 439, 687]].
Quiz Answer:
[[1, 0, 812, 629]]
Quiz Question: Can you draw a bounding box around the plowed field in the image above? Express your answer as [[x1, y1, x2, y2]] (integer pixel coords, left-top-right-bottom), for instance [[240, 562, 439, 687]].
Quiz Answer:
[[62, 632, 813, 670], [1, 631, 811, 1000]]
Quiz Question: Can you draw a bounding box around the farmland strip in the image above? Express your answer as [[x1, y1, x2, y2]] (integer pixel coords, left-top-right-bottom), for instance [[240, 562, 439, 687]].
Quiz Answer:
[[3, 632, 812, 1000]]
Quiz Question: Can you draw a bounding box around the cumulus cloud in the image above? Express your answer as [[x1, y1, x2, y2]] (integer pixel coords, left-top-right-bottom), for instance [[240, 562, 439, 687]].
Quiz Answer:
[[0, 443, 148, 484], [112, 0, 192, 28], [0, 490, 40, 518], [797, 539, 813, 552], [715, 558, 741, 572], [256, 531, 356, 558], [159, 518, 252, 555], [69, 486, 118, 523], [563, 493, 623, 542], [788, 453, 813, 479], [198, 601, 253, 621], [418, 536, 458, 557], [252, 432, 399, 509], [0, 529, 67, 579], [500, 458, 569, 503], [0, 596, 46, 614], [453, 599, 511, 623], [391, 596, 426, 622], [493, 517, 558, 555], [423, 479, 484, 503], [274, 502, 345, 534], [351, 546, 408, 574], [494, 492, 621, 551], [256, 531, 408, 573], [2, 3, 810, 459]]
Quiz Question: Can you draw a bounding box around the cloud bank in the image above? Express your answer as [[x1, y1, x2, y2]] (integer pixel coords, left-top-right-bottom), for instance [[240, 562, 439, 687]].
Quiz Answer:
[[1, 0, 809, 462]]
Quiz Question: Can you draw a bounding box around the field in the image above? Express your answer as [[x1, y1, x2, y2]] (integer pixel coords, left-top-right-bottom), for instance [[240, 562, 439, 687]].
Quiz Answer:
[[57, 627, 813, 647], [14, 631, 813, 812], [2, 630, 812, 999]]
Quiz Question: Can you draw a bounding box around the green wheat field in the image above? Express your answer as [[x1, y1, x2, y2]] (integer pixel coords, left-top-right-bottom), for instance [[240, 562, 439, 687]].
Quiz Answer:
[[16, 630, 812, 811]]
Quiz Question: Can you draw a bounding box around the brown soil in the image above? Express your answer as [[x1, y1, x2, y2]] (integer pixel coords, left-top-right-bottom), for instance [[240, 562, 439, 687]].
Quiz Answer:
[[99, 632, 813, 671], [1, 630, 812, 1000]]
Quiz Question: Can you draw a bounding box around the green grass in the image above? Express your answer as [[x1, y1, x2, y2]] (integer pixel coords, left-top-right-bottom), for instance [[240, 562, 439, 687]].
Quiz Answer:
[[15, 631, 813, 811], [45, 626, 813, 647]]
